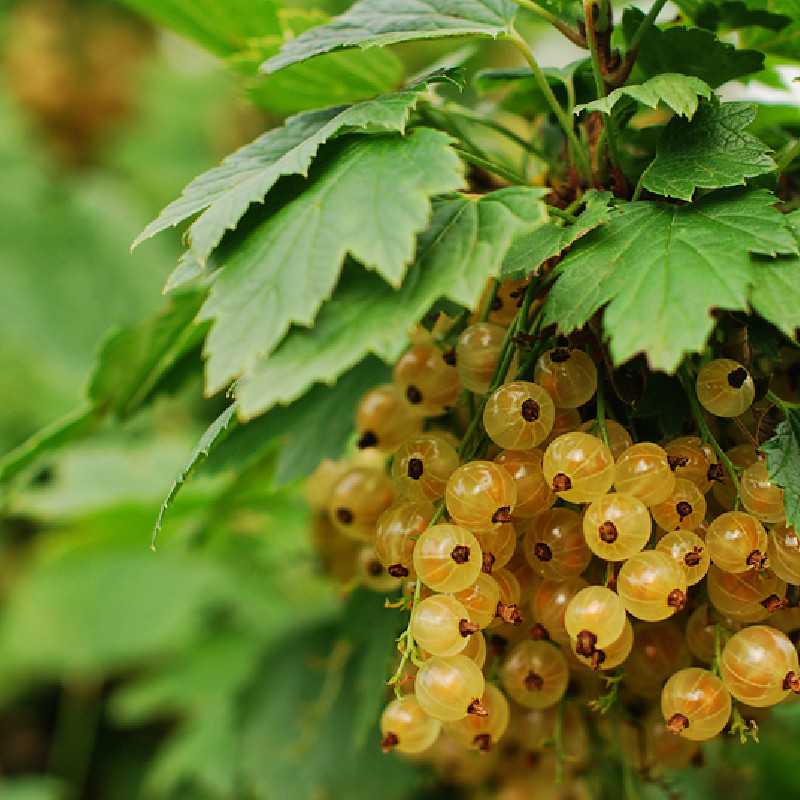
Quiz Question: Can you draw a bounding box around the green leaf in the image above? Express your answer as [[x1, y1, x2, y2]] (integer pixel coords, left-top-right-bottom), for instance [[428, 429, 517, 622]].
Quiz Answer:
[[231, 9, 406, 116], [0, 778, 64, 800], [199, 129, 464, 395], [543, 189, 798, 371], [502, 191, 613, 279], [152, 405, 237, 546], [261, 0, 518, 74], [237, 187, 548, 419], [119, 0, 280, 57], [642, 102, 776, 201], [575, 74, 712, 120], [743, 20, 800, 62], [763, 406, 800, 530], [133, 89, 428, 262], [88, 290, 207, 419], [240, 596, 422, 800], [750, 211, 800, 339], [207, 357, 390, 486], [623, 8, 764, 88]]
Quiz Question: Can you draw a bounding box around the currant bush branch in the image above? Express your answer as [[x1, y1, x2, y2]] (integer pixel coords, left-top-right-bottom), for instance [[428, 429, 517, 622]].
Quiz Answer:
[[606, 0, 669, 87], [512, 0, 587, 48]]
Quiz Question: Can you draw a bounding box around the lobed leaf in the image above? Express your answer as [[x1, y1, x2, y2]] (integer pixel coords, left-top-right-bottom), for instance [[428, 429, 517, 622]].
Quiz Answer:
[[543, 189, 798, 372], [134, 89, 428, 262], [763, 406, 800, 531], [198, 129, 464, 395], [575, 74, 712, 120], [261, 0, 518, 74], [237, 187, 548, 419], [642, 102, 776, 201]]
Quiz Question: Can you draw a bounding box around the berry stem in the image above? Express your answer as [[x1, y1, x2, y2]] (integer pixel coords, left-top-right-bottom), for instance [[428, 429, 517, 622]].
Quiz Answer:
[[511, 0, 587, 48], [506, 30, 592, 182], [606, 0, 669, 87], [479, 279, 500, 323], [595, 375, 610, 448], [588, 669, 624, 714], [452, 147, 528, 185]]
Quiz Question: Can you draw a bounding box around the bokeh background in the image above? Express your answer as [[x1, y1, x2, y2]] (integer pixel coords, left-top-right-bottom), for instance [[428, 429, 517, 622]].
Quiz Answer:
[[1, 1, 800, 798]]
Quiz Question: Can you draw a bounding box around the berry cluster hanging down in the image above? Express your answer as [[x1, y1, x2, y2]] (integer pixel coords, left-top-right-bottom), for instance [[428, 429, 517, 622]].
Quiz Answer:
[[304, 275, 800, 796]]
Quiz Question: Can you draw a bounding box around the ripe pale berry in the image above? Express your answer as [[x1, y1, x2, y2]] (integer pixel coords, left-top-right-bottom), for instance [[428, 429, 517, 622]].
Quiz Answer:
[[706, 511, 768, 573], [656, 530, 709, 586], [583, 492, 651, 561], [534, 348, 598, 408], [494, 449, 554, 519], [489, 567, 523, 629], [617, 550, 687, 622], [530, 576, 588, 646], [575, 618, 634, 672], [445, 461, 517, 533], [720, 625, 800, 707], [696, 358, 755, 418], [741, 460, 785, 524], [413, 524, 483, 593], [380, 695, 441, 754], [355, 384, 421, 452], [712, 445, 757, 511], [767, 523, 800, 584], [521, 508, 591, 580], [329, 467, 395, 541], [444, 683, 510, 751], [357, 546, 403, 592], [661, 668, 731, 741], [454, 573, 502, 630], [474, 524, 517, 573], [614, 443, 676, 506], [664, 436, 715, 494], [393, 344, 460, 416], [391, 434, 460, 502], [542, 432, 615, 503], [706, 564, 786, 623], [564, 586, 627, 654], [489, 278, 528, 327], [455, 322, 505, 394], [412, 594, 479, 657], [650, 478, 706, 532], [685, 604, 717, 664], [483, 381, 555, 450], [626, 621, 692, 699], [500, 640, 569, 709], [415, 655, 486, 721], [375, 501, 433, 578]]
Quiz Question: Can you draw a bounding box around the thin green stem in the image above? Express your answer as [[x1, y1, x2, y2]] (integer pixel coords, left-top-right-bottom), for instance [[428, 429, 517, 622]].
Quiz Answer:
[[777, 139, 800, 173], [767, 389, 800, 412], [453, 148, 527, 185], [712, 623, 723, 677], [480, 279, 500, 322], [679, 366, 741, 503], [444, 104, 549, 159], [595, 377, 610, 447], [631, 162, 650, 201], [607, 0, 669, 87], [512, 0, 587, 47], [507, 30, 592, 182]]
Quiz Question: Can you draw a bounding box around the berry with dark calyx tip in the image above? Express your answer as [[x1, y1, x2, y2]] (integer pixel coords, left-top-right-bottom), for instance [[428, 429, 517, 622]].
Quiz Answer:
[[512, 332, 535, 348], [708, 463, 725, 482], [473, 733, 493, 751], [575, 629, 597, 658], [668, 454, 690, 471], [524, 671, 544, 691], [366, 558, 384, 577], [443, 348, 456, 366], [521, 398, 540, 422], [552, 473, 572, 493], [336, 507, 354, 525], [490, 634, 508, 656], [406, 385, 423, 405], [451, 545, 471, 564], [684, 547, 704, 567], [529, 623, 550, 640], [591, 649, 606, 671], [381, 732, 399, 752], [468, 698, 489, 716], [761, 594, 787, 612], [676, 501, 693, 520], [667, 713, 690, 735], [550, 348, 571, 363], [728, 366, 749, 388], [491, 295, 503, 311], [358, 430, 378, 449], [746, 550, 767, 570], [388, 564, 409, 578], [407, 458, 424, 480], [497, 602, 522, 625], [482, 552, 496, 574], [667, 589, 687, 611], [492, 506, 513, 524], [599, 521, 618, 544], [533, 542, 553, 562], [783, 671, 800, 693]]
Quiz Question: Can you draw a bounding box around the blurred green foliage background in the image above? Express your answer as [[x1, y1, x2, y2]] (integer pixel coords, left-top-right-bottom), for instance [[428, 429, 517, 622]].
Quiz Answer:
[[1, 1, 800, 799]]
